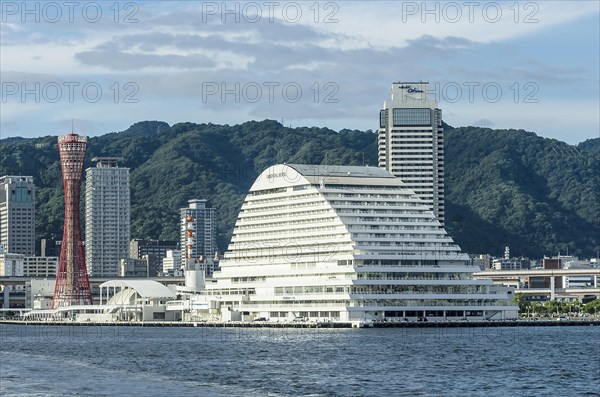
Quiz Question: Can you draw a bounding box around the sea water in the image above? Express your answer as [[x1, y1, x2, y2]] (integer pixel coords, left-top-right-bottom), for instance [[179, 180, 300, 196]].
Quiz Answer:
[[1, 325, 599, 396]]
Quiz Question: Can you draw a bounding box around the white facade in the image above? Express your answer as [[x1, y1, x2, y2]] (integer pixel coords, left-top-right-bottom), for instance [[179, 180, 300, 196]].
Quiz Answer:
[[0, 176, 35, 255], [23, 256, 58, 277], [378, 83, 445, 225], [27, 279, 55, 308], [0, 252, 24, 276], [85, 157, 130, 276], [205, 164, 517, 322], [162, 249, 181, 275]]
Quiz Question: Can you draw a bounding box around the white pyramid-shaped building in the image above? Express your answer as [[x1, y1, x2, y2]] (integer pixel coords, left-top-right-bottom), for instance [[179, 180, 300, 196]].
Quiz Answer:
[[206, 164, 518, 322]]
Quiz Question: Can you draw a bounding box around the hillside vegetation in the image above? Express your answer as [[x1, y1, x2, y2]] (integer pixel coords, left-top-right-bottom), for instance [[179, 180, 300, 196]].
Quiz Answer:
[[1, 120, 597, 258]]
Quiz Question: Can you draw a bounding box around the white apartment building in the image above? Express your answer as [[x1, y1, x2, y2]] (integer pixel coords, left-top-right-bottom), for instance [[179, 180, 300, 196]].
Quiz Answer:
[[180, 199, 217, 268], [0, 176, 35, 255], [205, 164, 517, 322], [378, 82, 445, 225], [85, 157, 130, 276]]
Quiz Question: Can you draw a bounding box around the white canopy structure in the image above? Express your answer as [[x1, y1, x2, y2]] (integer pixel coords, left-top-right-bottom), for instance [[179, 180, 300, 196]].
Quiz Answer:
[[99, 279, 176, 304]]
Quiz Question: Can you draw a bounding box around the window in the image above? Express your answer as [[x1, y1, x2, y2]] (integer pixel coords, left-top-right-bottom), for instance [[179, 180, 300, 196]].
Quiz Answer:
[[380, 110, 388, 128], [392, 108, 431, 126]]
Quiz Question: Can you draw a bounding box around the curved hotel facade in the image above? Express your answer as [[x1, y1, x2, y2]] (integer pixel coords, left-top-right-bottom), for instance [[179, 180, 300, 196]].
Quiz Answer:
[[207, 164, 517, 322]]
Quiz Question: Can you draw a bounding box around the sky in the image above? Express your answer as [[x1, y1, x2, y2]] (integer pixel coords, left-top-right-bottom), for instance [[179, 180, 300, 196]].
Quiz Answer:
[[1, 1, 599, 144]]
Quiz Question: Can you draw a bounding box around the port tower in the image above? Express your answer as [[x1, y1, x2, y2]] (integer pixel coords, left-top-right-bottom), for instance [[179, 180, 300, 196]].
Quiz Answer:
[[52, 134, 93, 308]]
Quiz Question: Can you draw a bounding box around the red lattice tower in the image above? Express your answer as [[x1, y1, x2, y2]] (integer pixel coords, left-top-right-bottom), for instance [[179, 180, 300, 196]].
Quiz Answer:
[[52, 134, 93, 309]]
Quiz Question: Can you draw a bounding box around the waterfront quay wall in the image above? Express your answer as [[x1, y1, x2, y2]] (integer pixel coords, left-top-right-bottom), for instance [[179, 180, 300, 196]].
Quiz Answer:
[[1, 319, 598, 328]]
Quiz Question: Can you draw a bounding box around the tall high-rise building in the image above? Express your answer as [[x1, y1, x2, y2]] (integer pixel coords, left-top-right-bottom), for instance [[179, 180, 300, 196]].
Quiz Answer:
[[0, 176, 35, 255], [179, 199, 216, 268], [53, 134, 92, 308], [378, 82, 445, 225], [85, 157, 130, 276]]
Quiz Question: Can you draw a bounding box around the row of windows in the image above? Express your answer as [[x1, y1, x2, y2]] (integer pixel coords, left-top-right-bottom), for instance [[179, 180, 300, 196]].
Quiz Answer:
[[235, 216, 337, 231], [325, 193, 417, 201], [390, 146, 437, 150], [350, 216, 438, 224], [247, 192, 320, 206], [354, 241, 457, 249], [233, 225, 338, 239], [275, 286, 349, 295], [337, 209, 430, 216], [239, 208, 333, 223], [356, 271, 471, 280], [347, 225, 444, 233], [387, 157, 440, 161], [358, 259, 461, 266], [329, 201, 427, 208], [351, 233, 450, 240], [350, 299, 504, 307], [242, 199, 325, 214], [351, 285, 488, 294], [272, 311, 341, 318], [234, 231, 345, 244]]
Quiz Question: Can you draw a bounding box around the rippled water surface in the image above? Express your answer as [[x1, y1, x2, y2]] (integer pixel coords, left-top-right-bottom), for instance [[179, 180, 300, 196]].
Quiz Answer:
[[1, 325, 599, 396]]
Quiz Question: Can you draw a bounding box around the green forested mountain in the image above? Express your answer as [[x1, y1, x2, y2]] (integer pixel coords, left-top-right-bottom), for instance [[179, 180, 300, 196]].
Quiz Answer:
[[1, 120, 597, 258]]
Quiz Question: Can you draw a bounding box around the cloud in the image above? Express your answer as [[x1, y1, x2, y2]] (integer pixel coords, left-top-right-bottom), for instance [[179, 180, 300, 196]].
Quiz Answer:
[[76, 50, 216, 71], [1, 1, 598, 144]]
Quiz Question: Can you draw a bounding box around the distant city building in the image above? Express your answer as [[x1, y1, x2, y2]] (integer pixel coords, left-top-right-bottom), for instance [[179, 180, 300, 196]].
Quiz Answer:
[[0, 251, 25, 304], [129, 239, 178, 274], [40, 239, 61, 257], [492, 257, 531, 271], [27, 279, 55, 309], [179, 199, 217, 269], [378, 82, 445, 225], [471, 254, 493, 270], [162, 249, 181, 276], [85, 157, 130, 276], [23, 256, 58, 277], [543, 258, 561, 270], [0, 176, 35, 255], [565, 275, 596, 288], [204, 251, 222, 278], [119, 257, 155, 277], [554, 255, 578, 266], [192, 254, 220, 278], [0, 251, 24, 276]]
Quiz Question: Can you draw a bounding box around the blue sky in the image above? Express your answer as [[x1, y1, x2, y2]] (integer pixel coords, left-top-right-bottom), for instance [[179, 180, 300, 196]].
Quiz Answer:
[[1, 1, 598, 144]]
